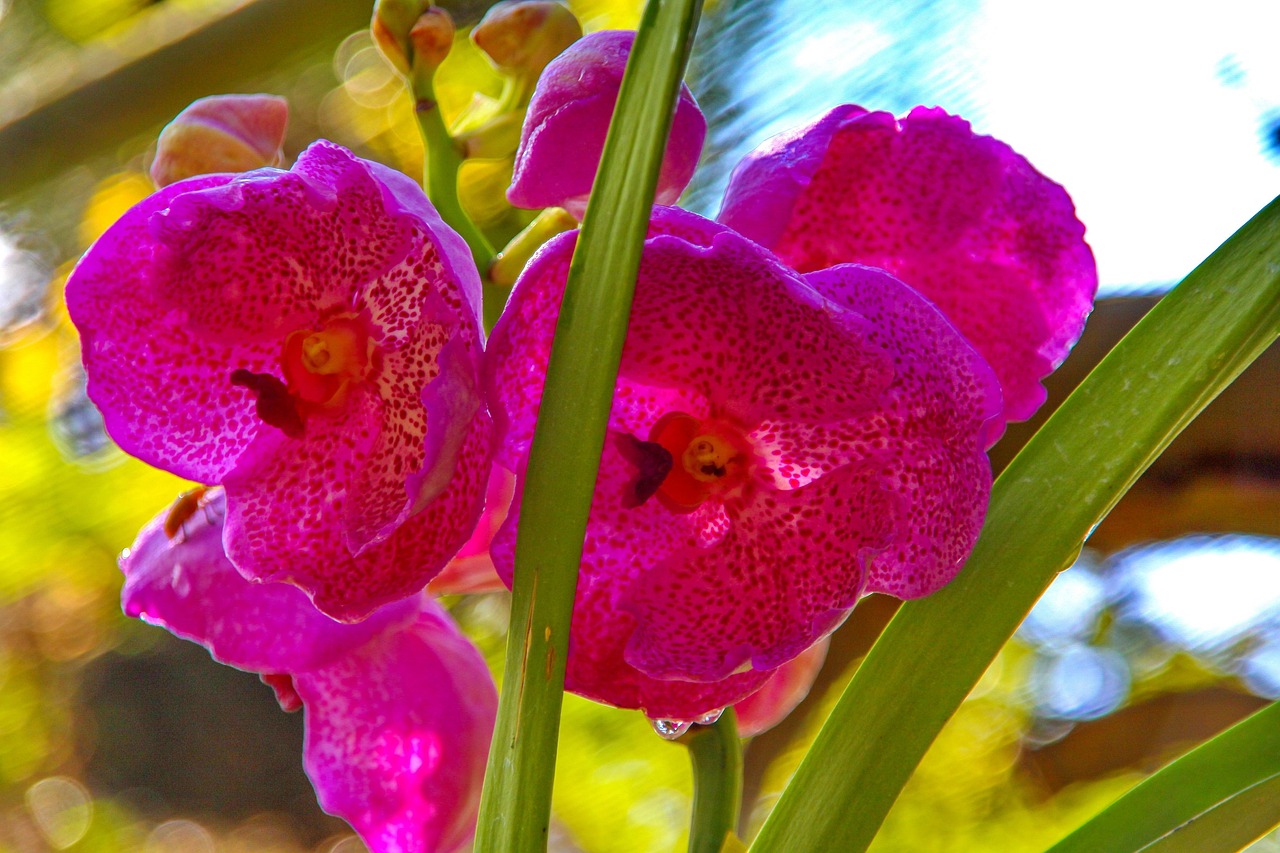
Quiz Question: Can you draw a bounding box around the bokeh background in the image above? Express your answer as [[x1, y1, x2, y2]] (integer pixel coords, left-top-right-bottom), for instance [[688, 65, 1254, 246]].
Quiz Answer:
[[3, 0, 1280, 850]]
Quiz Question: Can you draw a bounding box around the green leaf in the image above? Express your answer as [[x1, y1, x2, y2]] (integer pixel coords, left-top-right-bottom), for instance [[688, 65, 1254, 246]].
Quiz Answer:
[[472, 1, 704, 849], [1046, 701, 1280, 853], [749, 197, 1280, 853]]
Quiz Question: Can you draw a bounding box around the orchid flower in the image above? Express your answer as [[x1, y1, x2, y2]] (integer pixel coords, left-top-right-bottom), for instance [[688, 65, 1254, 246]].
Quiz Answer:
[[67, 141, 492, 621], [486, 206, 1002, 720], [121, 488, 497, 853]]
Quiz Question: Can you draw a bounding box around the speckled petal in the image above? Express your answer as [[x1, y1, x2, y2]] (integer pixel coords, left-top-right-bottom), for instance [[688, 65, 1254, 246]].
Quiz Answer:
[[224, 390, 490, 621], [120, 489, 418, 673], [718, 105, 1097, 422], [621, 460, 892, 681], [802, 264, 1001, 597], [296, 601, 496, 853], [507, 30, 706, 218], [490, 448, 773, 719], [65, 174, 275, 483], [733, 637, 828, 738]]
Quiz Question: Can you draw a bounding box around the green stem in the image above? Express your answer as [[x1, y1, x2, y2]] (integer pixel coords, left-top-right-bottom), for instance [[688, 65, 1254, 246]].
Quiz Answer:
[[472, 0, 704, 849], [685, 710, 743, 853], [1047, 701, 1280, 853], [408, 62, 500, 319], [748, 195, 1280, 852]]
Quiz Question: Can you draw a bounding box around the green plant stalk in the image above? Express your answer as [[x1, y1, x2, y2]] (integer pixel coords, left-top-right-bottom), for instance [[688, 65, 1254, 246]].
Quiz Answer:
[[1046, 701, 1280, 852], [749, 195, 1280, 853], [472, 0, 704, 849], [409, 61, 501, 324], [685, 710, 744, 853]]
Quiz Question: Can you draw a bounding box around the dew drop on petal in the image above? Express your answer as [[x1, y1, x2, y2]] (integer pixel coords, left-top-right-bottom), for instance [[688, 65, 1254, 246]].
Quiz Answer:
[[651, 718, 692, 740], [692, 708, 724, 726]]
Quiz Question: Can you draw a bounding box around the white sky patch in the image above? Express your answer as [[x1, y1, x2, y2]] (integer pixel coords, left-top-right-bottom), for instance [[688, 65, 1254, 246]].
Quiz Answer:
[[1125, 538, 1280, 648], [790, 22, 892, 76], [972, 0, 1280, 290]]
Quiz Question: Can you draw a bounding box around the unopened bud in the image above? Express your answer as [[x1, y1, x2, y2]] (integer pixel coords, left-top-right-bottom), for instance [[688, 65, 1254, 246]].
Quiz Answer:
[[472, 1, 582, 78], [149, 94, 287, 188], [409, 6, 455, 71], [370, 0, 434, 77]]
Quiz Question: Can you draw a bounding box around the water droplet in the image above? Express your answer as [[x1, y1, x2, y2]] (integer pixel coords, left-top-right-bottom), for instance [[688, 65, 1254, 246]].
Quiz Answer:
[[693, 708, 724, 726], [651, 718, 692, 740]]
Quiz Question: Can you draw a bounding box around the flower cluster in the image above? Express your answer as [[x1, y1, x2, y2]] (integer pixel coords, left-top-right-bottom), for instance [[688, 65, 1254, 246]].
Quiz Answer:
[[64, 15, 1095, 851]]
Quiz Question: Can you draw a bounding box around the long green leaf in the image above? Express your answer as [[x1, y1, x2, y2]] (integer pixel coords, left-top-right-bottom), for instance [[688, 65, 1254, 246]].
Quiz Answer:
[[750, 198, 1280, 853], [1139, 775, 1280, 853], [1045, 701, 1280, 853], [473, 1, 704, 849]]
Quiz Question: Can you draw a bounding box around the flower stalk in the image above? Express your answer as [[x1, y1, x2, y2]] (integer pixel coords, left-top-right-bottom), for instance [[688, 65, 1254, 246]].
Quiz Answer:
[[684, 709, 743, 853], [472, 0, 704, 847]]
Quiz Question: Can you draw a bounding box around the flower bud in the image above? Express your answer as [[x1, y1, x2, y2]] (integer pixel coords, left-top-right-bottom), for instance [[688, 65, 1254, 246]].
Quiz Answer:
[[409, 6, 455, 71], [372, 0, 453, 77], [472, 1, 582, 78], [149, 94, 287, 188]]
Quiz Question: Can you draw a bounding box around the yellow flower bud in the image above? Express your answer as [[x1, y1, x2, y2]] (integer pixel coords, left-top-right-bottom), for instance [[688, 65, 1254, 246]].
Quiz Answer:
[[149, 94, 287, 188]]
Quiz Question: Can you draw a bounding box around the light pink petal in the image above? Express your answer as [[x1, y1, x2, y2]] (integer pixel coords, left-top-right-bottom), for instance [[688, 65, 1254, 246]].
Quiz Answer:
[[428, 464, 514, 596], [120, 489, 417, 673], [224, 392, 490, 621], [150, 93, 288, 188], [733, 637, 828, 738], [621, 460, 893, 681], [719, 105, 1097, 422], [508, 30, 706, 218], [296, 602, 496, 853]]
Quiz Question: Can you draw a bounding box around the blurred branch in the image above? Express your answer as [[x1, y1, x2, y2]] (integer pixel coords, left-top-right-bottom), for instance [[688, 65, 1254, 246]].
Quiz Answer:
[[0, 0, 371, 198]]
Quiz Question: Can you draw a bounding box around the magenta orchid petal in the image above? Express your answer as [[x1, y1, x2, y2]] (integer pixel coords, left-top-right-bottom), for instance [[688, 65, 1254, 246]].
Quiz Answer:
[[296, 601, 496, 853], [67, 141, 490, 616], [429, 464, 515, 596], [621, 459, 891, 680], [508, 30, 706, 218], [225, 401, 491, 622], [733, 636, 828, 738], [120, 490, 496, 852], [718, 105, 1097, 422], [120, 489, 417, 674], [487, 206, 997, 714], [66, 173, 271, 483]]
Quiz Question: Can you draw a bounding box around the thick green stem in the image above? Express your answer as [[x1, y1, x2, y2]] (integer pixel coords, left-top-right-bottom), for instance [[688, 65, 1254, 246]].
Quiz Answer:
[[685, 710, 743, 853], [472, 0, 704, 849]]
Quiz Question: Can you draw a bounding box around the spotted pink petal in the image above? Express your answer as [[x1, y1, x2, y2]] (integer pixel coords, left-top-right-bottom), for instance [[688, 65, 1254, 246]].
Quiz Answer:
[[120, 489, 417, 673], [224, 395, 492, 622], [297, 602, 496, 853], [489, 452, 774, 719], [117, 490, 496, 852], [718, 105, 1097, 423], [733, 637, 828, 738], [487, 206, 998, 712], [67, 141, 490, 616], [507, 30, 706, 218]]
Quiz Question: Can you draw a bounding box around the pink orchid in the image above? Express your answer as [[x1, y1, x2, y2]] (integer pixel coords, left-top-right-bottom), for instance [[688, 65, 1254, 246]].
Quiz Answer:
[[66, 141, 491, 621], [506, 30, 707, 219], [718, 105, 1097, 424], [486, 206, 1002, 719], [122, 489, 497, 853], [733, 637, 829, 738]]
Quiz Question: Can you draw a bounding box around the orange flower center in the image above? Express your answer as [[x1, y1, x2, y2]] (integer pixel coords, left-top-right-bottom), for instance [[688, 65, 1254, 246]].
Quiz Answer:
[[280, 316, 372, 408], [649, 413, 752, 511]]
